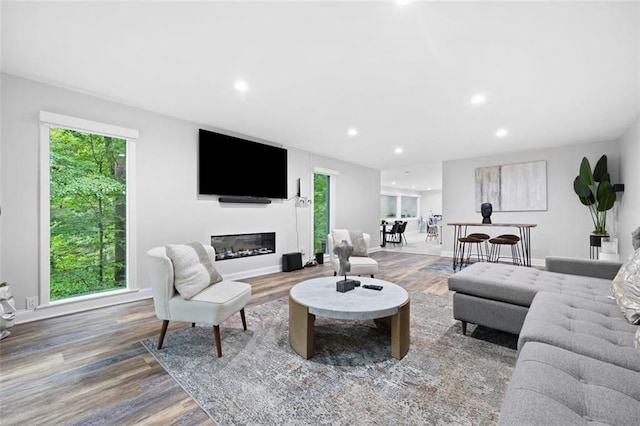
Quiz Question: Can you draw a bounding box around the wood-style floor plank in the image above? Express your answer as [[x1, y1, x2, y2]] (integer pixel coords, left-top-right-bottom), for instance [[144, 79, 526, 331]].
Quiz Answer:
[[0, 251, 450, 425]]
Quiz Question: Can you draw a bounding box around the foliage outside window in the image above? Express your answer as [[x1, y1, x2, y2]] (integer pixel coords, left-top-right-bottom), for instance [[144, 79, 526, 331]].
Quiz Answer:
[[313, 174, 329, 254], [49, 128, 127, 300]]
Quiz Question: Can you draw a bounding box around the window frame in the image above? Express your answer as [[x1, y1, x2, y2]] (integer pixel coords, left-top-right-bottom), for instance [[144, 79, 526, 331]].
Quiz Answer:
[[39, 111, 138, 306], [380, 193, 420, 220]]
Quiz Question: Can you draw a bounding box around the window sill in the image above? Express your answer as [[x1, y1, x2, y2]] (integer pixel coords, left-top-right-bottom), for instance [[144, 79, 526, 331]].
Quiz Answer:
[[15, 288, 153, 324]]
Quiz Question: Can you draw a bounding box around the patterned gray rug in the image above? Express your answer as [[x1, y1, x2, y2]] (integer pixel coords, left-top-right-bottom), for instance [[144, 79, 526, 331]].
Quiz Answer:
[[141, 292, 517, 425], [421, 259, 457, 276]]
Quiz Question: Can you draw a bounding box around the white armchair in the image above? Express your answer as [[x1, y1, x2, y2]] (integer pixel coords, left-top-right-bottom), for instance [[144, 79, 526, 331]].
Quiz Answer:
[[147, 244, 251, 357], [327, 231, 378, 278]]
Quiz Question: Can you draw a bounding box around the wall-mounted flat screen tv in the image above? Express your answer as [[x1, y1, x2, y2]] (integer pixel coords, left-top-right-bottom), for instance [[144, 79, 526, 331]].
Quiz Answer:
[[198, 128, 288, 199]]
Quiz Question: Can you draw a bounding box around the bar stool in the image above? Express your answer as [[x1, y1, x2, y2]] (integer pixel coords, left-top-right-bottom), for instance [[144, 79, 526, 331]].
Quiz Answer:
[[457, 235, 485, 269], [489, 234, 522, 265], [466, 233, 491, 261]]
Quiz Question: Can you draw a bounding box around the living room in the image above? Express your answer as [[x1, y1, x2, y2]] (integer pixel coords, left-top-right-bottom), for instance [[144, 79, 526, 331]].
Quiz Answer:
[[1, 1, 639, 424]]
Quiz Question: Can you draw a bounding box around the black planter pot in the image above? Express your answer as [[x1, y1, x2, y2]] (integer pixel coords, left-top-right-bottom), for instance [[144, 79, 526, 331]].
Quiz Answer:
[[589, 233, 609, 247]]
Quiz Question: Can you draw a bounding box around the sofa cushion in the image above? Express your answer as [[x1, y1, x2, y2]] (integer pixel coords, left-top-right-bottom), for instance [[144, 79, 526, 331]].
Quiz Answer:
[[448, 262, 612, 307], [610, 248, 640, 324], [498, 342, 640, 426], [518, 292, 640, 371], [165, 242, 223, 299]]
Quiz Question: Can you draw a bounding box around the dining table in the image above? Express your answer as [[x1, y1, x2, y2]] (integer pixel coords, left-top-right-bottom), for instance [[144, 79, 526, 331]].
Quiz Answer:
[[448, 222, 537, 269]]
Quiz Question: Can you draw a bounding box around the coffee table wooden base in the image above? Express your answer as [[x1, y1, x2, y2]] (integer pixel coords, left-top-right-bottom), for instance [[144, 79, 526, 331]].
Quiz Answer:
[[288, 297, 410, 360]]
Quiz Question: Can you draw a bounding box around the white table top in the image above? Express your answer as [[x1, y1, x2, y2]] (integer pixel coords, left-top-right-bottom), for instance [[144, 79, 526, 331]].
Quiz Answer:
[[289, 276, 409, 320]]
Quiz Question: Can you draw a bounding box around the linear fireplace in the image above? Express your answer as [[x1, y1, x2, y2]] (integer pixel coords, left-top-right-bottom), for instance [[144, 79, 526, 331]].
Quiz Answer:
[[211, 232, 275, 261]]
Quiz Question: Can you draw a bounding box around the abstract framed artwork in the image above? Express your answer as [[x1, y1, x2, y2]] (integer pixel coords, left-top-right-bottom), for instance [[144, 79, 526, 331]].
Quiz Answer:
[[475, 160, 547, 212]]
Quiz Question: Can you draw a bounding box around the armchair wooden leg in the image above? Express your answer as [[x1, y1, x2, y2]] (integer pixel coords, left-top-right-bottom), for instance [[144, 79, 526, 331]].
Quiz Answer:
[[240, 308, 247, 331], [461, 321, 467, 336], [192, 322, 196, 328], [370, 274, 375, 278], [333, 271, 337, 276], [213, 325, 223, 357], [158, 320, 169, 349]]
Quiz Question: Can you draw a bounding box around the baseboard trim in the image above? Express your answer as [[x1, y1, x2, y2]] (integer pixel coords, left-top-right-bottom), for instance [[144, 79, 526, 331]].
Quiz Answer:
[[222, 265, 282, 281], [15, 288, 153, 325], [441, 250, 545, 268]]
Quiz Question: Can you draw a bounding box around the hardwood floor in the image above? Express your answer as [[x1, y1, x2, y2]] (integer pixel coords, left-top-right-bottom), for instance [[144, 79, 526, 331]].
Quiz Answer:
[[0, 251, 451, 425]]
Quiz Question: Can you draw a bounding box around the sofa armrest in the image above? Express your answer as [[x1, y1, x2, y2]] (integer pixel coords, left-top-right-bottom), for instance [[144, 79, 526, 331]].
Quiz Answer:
[[545, 256, 622, 280]]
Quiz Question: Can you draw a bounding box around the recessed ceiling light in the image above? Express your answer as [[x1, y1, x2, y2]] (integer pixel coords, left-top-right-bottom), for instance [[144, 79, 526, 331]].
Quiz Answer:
[[347, 128, 358, 137], [396, 0, 415, 5], [427, 187, 432, 191], [411, 185, 415, 189], [495, 128, 509, 138], [392, 182, 396, 185], [234, 79, 249, 92], [470, 93, 486, 105], [394, 147, 403, 154]]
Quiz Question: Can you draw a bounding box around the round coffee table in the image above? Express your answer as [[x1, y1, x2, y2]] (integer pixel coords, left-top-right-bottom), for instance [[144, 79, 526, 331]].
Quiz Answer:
[[288, 276, 410, 360]]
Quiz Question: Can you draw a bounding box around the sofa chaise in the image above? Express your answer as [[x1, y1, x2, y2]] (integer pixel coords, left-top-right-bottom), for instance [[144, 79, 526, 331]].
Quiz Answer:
[[448, 253, 640, 425]]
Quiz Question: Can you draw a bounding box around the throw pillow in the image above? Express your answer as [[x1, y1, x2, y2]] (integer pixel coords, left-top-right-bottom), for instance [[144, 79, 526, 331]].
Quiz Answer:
[[610, 247, 640, 324], [349, 230, 369, 257], [165, 242, 223, 300], [332, 229, 351, 246]]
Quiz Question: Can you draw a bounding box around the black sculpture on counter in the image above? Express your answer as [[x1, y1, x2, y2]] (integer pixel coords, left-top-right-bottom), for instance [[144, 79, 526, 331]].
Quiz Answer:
[[481, 202, 493, 224]]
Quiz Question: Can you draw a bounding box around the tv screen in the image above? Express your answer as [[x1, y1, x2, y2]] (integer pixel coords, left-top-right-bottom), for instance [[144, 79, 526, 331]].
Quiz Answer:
[[198, 129, 288, 199]]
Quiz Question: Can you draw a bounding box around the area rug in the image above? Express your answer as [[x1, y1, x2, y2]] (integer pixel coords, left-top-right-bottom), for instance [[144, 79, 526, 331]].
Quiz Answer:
[[141, 292, 517, 425], [420, 259, 457, 276]]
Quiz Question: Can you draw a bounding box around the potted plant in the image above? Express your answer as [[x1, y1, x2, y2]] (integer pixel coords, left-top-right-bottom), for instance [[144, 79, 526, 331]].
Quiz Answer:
[[573, 155, 617, 242]]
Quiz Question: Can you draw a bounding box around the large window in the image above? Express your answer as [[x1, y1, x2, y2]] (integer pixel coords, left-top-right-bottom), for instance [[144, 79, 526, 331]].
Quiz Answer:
[[40, 112, 137, 305], [381, 195, 397, 219], [381, 194, 419, 220], [400, 196, 418, 218], [313, 173, 330, 254]]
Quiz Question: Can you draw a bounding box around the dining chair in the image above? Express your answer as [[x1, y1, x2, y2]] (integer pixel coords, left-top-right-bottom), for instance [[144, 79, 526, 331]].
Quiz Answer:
[[385, 222, 402, 245]]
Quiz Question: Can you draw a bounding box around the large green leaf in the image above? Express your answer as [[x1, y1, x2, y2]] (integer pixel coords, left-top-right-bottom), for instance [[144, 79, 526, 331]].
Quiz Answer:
[[596, 180, 616, 211], [593, 155, 608, 183], [573, 176, 594, 205], [578, 157, 594, 186]]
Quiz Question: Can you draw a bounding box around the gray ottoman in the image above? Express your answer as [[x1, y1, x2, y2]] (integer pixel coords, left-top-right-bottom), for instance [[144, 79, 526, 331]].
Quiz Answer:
[[519, 291, 640, 371], [498, 342, 640, 425], [448, 262, 613, 335]]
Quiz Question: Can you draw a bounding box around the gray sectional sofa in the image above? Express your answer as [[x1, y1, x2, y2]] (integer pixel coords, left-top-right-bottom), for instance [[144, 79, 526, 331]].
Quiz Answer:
[[448, 256, 640, 425]]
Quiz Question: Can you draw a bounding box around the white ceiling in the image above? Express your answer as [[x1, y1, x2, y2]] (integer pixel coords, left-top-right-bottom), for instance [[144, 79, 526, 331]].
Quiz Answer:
[[2, 1, 638, 191]]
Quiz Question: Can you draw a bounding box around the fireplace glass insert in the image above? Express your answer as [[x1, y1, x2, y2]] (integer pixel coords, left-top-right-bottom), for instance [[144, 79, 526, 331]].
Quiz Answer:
[[210, 232, 275, 261]]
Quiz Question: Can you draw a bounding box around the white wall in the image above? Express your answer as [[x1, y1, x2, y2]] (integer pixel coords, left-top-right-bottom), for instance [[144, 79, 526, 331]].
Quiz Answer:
[[420, 190, 442, 217], [0, 73, 381, 315], [442, 140, 623, 264], [618, 115, 640, 260]]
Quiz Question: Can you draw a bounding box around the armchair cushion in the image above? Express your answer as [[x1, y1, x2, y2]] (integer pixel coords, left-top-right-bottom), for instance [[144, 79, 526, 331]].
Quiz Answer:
[[165, 242, 223, 299], [330, 229, 369, 257]]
